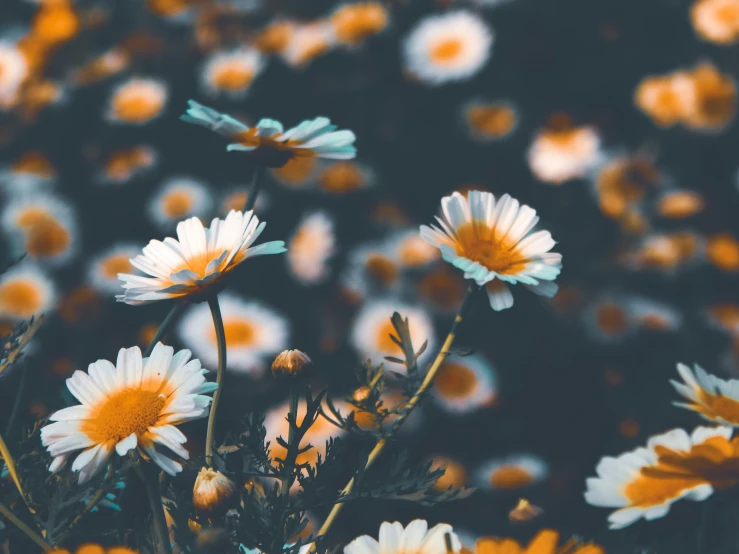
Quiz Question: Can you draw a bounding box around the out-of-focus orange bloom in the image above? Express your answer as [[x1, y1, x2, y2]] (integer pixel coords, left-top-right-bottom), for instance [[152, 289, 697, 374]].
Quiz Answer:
[[635, 72, 695, 127], [685, 63, 737, 130], [465, 102, 517, 139], [74, 50, 130, 85], [31, 0, 80, 46], [331, 2, 388, 46], [707, 234, 739, 271], [12, 152, 54, 178], [691, 0, 739, 45], [706, 304, 739, 336], [657, 191, 704, 218], [254, 21, 295, 54], [596, 155, 660, 219], [103, 146, 155, 182]]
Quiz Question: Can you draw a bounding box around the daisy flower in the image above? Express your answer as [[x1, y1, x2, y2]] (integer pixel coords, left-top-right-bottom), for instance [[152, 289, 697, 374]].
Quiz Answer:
[[88, 244, 142, 295], [476, 454, 548, 491], [351, 300, 435, 367], [117, 210, 286, 305], [420, 190, 562, 311], [344, 520, 461, 554], [584, 426, 739, 529], [403, 11, 493, 85], [341, 243, 403, 299], [180, 100, 356, 168], [202, 48, 264, 98], [316, 160, 375, 194], [1, 193, 77, 265], [691, 0, 739, 45], [287, 211, 336, 284], [147, 177, 213, 229], [684, 63, 737, 131], [634, 72, 696, 128], [707, 234, 739, 271], [432, 354, 497, 414], [107, 77, 168, 124], [281, 21, 336, 68], [672, 363, 739, 426], [0, 42, 28, 109], [582, 296, 635, 343], [462, 100, 518, 141], [41, 343, 217, 483], [99, 145, 157, 185], [473, 530, 604, 554], [178, 293, 288, 375], [330, 2, 389, 46], [527, 124, 602, 184], [264, 398, 345, 468], [253, 20, 296, 54], [628, 297, 682, 331], [656, 190, 704, 219], [0, 263, 56, 319]]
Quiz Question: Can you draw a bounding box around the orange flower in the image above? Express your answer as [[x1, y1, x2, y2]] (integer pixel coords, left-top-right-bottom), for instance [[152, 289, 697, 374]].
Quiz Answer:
[[474, 529, 603, 554]]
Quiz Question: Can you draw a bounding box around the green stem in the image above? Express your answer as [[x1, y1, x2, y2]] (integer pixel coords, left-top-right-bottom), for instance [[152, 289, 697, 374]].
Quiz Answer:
[[205, 295, 227, 466], [144, 303, 185, 358], [136, 462, 173, 554], [244, 167, 263, 212], [0, 502, 51, 551], [274, 387, 300, 550]]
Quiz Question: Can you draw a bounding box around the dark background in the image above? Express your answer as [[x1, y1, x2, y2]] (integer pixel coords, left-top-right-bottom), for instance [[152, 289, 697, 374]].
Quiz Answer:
[[1, 0, 739, 552]]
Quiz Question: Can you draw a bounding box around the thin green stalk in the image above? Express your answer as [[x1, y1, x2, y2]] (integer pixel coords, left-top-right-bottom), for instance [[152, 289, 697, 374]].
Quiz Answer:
[[311, 285, 479, 549], [144, 303, 185, 358], [244, 167, 263, 212], [0, 502, 51, 551], [135, 462, 172, 554], [205, 295, 227, 466], [274, 387, 300, 551]]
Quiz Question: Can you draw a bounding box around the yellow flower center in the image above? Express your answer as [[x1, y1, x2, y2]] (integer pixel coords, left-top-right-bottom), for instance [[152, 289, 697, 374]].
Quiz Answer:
[[454, 222, 530, 275], [595, 303, 628, 336], [100, 254, 133, 278], [435, 362, 478, 398], [209, 318, 256, 347], [489, 465, 534, 489], [431, 38, 463, 63], [82, 388, 165, 443], [365, 253, 398, 286], [467, 105, 517, 137], [212, 63, 255, 91], [0, 281, 42, 317], [113, 87, 163, 122], [162, 190, 194, 218]]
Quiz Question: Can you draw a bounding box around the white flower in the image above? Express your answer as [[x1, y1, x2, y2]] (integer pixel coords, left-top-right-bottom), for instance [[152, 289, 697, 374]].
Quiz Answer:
[[147, 176, 213, 229], [584, 426, 727, 529], [528, 125, 602, 184], [202, 48, 264, 98], [287, 211, 336, 284], [106, 77, 168, 124], [117, 210, 286, 305], [672, 363, 739, 426], [403, 12, 493, 85], [41, 343, 217, 482], [420, 190, 561, 311], [344, 520, 461, 554], [432, 354, 497, 414], [181, 100, 356, 164], [178, 293, 289, 375], [0, 263, 56, 319], [475, 454, 548, 490]]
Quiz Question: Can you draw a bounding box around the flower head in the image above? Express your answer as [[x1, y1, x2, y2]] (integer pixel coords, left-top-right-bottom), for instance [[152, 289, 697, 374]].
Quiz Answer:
[[117, 210, 286, 305], [691, 0, 739, 44], [88, 244, 142, 295], [272, 349, 312, 377], [107, 77, 168, 124], [420, 191, 561, 311], [527, 124, 601, 184], [476, 454, 548, 491], [202, 48, 263, 98], [472, 530, 603, 554], [0, 263, 56, 319], [344, 520, 461, 554], [584, 426, 739, 529], [672, 363, 739, 426], [432, 354, 497, 414], [0, 42, 28, 109], [403, 11, 493, 85], [180, 100, 356, 168], [287, 211, 336, 284], [41, 343, 217, 482], [193, 467, 236, 513]]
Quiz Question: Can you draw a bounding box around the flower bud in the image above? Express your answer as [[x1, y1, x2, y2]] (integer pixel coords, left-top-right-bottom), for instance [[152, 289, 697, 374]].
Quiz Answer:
[[352, 386, 372, 402], [192, 468, 236, 513], [271, 349, 311, 377]]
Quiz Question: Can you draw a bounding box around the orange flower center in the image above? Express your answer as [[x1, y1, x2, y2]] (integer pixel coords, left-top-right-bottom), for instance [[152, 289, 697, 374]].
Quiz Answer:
[[318, 162, 365, 193], [435, 362, 478, 398], [374, 319, 402, 355], [100, 254, 133, 278], [695, 390, 739, 424], [489, 465, 534, 489], [212, 63, 255, 91], [716, 3, 739, 23], [113, 88, 163, 122], [210, 318, 255, 347], [162, 190, 194, 218], [707, 235, 739, 271], [0, 281, 42, 317], [658, 192, 704, 218], [365, 253, 399, 286], [82, 388, 165, 443], [12, 153, 53, 177], [255, 23, 293, 54], [467, 105, 517, 137], [595, 303, 628, 336], [431, 38, 463, 63], [453, 222, 530, 275], [26, 219, 71, 257], [331, 4, 388, 44]]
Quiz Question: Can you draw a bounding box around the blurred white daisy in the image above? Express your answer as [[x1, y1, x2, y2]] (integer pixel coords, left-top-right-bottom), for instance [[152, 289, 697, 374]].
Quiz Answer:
[[282, 21, 336, 68], [98, 145, 157, 186], [118, 210, 285, 305], [462, 99, 518, 141], [351, 300, 435, 368], [88, 244, 142, 295], [0, 152, 56, 195], [147, 176, 213, 230], [178, 293, 288, 375], [403, 11, 493, 85], [475, 454, 548, 490], [181, 100, 356, 167], [392, 230, 440, 268], [528, 125, 602, 184], [41, 343, 217, 482], [672, 363, 739, 426], [1, 193, 78, 265], [432, 354, 497, 414], [584, 426, 729, 529], [107, 77, 168, 124], [202, 48, 264, 98], [0, 263, 56, 320], [0, 42, 28, 109], [287, 211, 336, 284], [341, 243, 403, 300], [344, 520, 461, 554], [420, 190, 561, 311]]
